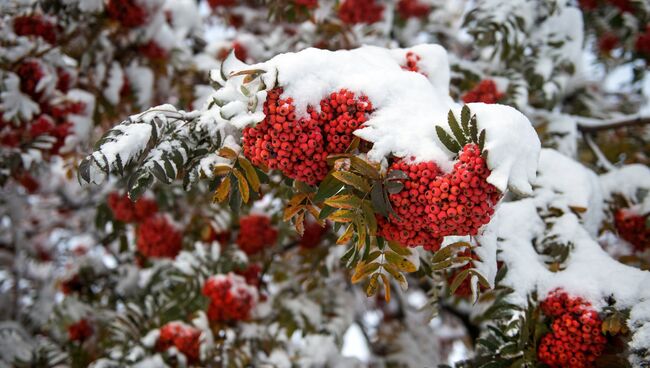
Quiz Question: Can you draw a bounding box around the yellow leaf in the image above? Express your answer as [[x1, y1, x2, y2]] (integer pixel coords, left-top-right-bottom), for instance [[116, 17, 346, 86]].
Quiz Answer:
[[332, 171, 371, 192], [379, 273, 391, 302], [213, 164, 232, 177], [232, 168, 250, 203], [288, 193, 308, 208], [384, 263, 408, 291], [283, 205, 303, 222], [218, 146, 239, 160], [366, 273, 380, 297], [328, 209, 356, 223], [337, 224, 354, 245], [295, 211, 305, 236], [385, 251, 418, 273], [238, 157, 260, 193], [351, 262, 380, 284], [350, 156, 380, 179], [212, 176, 231, 203], [324, 194, 361, 209]]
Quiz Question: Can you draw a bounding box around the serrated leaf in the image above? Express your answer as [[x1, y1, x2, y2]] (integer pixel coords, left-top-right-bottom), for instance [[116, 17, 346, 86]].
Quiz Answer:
[[460, 105, 471, 135], [313, 173, 343, 202], [379, 273, 391, 302], [361, 201, 377, 235], [432, 242, 471, 263], [213, 176, 231, 203], [436, 126, 461, 153], [324, 194, 362, 209], [232, 168, 249, 203], [385, 181, 403, 194], [78, 157, 91, 183], [350, 156, 380, 179], [448, 110, 468, 146], [470, 114, 479, 143], [351, 262, 380, 284], [384, 263, 408, 291], [238, 157, 260, 192], [385, 251, 417, 272], [218, 146, 239, 160], [328, 209, 356, 223], [371, 182, 389, 217], [478, 129, 486, 151], [332, 171, 371, 192], [450, 269, 471, 295], [366, 273, 380, 297], [387, 241, 412, 256], [283, 205, 302, 222], [295, 211, 305, 236], [337, 224, 355, 244]]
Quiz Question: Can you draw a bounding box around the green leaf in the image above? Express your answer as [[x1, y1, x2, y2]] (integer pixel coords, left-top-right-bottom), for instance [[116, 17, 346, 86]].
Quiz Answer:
[[361, 201, 377, 235], [460, 105, 471, 135], [350, 156, 380, 179], [371, 182, 389, 217], [436, 126, 461, 153], [450, 269, 471, 295], [313, 173, 344, 202], [448, 110, 467, 146], [478, 129, 486, 152], [324, 194, 362, 209], [470, 114, 479, 144], [332, 171, 371, 192]]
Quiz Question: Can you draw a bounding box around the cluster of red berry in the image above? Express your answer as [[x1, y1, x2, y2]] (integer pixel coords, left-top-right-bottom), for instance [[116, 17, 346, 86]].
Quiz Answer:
[[299, 220, 328, 249], [207, 0, 236, 8], [378, 144, 501, 251], [106, 0, 148, 28], [139, 41, 168, 61], [236, 215, 278, 255], [461, 80, 504, 104], [338, 0, 384, 25], [68, 319, 93, 342], [156, 322, 201, 364], [243, 88, 373, 185], [217, 41, 248, 62], [235, 263, 262, 287], [202, 273, 257, 322], [614, 209, 649, 252], [538, 290, 607, 368], [136, 216, 183, 259], [598, 33, 619, 55], [107, 192, 159, 223], [13, 15, 57, 44], [61, 274, 83, 295], [1, 61, 83, 155], [401, 51, 426, 75], [397, 0, 431, 19]]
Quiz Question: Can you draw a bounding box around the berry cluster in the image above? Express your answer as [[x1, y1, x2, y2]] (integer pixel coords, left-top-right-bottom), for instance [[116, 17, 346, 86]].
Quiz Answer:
[[338, 0, 384, 25], [217, 41, 248, 62], [139, 41, 168, 61], [68, 319, 93, 342], [236, 215, 278, 255], [156, 322, 201, 364], [401, 51, 426, 75], [397, 0, 431, 19], [538, 290, 607, 368], [1, 62, 84, 154], [243, 88, 373, 185], [107, 192, 159, 223], [635, 25, 650, 58], [598, 33, 619, 55], [106, 0, 148, 28], [614, 209, 650, 252], [13, 15, 57, 44], [299, 220, 328, 249], [378, 144, 501, 250], [461, 80, 504, 104], [137, 216, 183, 259], [61, 274, 83, 295], [236, 263, 262, 287], [207, 0, 236, 9], [202, 273, 257, 322]]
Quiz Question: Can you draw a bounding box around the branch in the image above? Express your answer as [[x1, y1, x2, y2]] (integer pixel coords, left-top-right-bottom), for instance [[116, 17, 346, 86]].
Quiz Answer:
[[583, 132, 616, 171], [577, 115, 650, 133]]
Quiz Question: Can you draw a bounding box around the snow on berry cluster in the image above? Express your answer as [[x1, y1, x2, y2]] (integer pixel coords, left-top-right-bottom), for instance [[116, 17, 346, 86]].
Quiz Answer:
[[137, 216, 183, 259], [397, 0, 431, 19], [614, 208, 650, 252], [338, 0, 384, 25], [538, 290, 607, 368], [107, 192, 159, 223], [242, 88, 373, 185], [156, 322, 201, 364], [461, 80, 504, 104], [202, 273, 258, 322], [236, 215, 278, 255], [106, 0, 148, 28], [13, 15, 57, 44], [68, 319, 93, 342], [401, 51, 426, 75], [378, 144, 501, 250]]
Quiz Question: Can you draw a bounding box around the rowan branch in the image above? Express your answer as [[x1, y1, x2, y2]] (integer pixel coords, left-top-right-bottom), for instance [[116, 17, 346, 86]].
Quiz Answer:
[[577, 115, 650, 133]]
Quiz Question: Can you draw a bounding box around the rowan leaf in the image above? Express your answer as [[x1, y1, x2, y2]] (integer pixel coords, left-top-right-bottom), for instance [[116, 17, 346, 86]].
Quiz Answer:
[[332, 171, 371, 192], [238, 157, 260, 193], [350, 156, 380, 179], [470, 114, 479, 144], [212, 176, 231, 203], [283, 205, 303, 222], [384, 263, 408, 290], [436, 126, 461, 153], [478, 129, 486, 152], [337, 224, 355, 244], [387, 241, 412, 256], [448, 110, 468, 146], [232, 168, 249, 203], [460, 105, 471, 135], [351, 262, 380, 284], [328, 209, 356, 223], [324, 194, 362, 209], [450, 269, 471, 295], [385, 251, 418, 273], [366, 273, 380, 297], [218, 146, 239, 160], [314, 173, 344, 202], [379, 273, 391, 302]]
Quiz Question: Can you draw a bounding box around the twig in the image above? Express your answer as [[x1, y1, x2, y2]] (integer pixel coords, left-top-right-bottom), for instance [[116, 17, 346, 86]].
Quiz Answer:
[[577, 115, 650, 133], [583, 132, 616, 171]]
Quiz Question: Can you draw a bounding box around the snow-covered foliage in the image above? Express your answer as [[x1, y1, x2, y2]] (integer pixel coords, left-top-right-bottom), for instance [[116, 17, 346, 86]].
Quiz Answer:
[[1, 0, 649, 367]]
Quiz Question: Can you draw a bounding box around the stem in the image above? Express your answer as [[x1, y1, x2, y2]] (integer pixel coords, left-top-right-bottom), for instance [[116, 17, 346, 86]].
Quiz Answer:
[[577, 115, 650, 133], [583, 132, 616, 171]]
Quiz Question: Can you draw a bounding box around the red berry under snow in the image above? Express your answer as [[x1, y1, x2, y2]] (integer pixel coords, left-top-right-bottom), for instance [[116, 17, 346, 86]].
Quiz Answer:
[[614, 208, 650, 252], [379, 144, 501, 251], [157, 322, 201, 364], [538, 290, 607, 368], [461, 80, 504, 104], [236, 215, 278, 255], [401, 51, 427, 76], [13, 15, 57, 44], [243, 87, 373, 185], [106, 0, 148, 28], [107, 192, 158, 223], [202, 273, 257, 322], [397, 0, 431, 19]]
